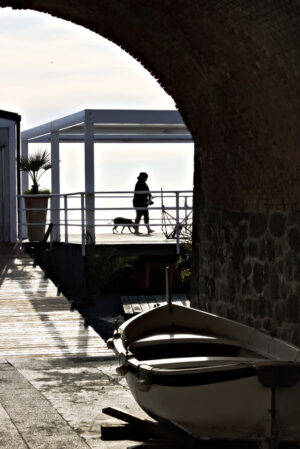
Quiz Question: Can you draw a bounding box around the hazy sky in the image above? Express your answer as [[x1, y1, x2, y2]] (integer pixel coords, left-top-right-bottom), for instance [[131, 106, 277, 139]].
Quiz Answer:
[[0, 8, 194, 193]]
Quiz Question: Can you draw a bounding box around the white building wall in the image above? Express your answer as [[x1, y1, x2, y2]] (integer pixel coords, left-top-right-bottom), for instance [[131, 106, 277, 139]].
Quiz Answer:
[[0, 118, 17, 243]]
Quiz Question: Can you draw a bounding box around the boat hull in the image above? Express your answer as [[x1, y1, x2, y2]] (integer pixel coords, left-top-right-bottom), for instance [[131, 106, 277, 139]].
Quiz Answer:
[[126, 370, 300, 441], [110, 304, 300, 443]]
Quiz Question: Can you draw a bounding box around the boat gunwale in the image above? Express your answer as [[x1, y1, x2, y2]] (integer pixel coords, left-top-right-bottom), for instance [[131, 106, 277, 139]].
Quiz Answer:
[[117, 304, 300, 362], [115, 328, 279, 365], [124, 357, 300, 388]]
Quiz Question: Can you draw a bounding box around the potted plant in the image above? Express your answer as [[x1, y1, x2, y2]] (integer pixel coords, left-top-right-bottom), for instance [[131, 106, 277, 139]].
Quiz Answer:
[[20, 150, 51, 242]]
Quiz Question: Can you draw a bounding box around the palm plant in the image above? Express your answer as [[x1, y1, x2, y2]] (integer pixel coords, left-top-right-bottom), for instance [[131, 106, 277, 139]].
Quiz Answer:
[[20, 149, 51, 194]]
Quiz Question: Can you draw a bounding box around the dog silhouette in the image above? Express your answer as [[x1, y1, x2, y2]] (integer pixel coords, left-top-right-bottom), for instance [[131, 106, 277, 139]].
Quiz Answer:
[[113, 217, 135, 234]]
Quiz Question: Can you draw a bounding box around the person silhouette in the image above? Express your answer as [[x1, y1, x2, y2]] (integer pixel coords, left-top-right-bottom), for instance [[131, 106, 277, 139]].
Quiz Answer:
[[133, 172, 155, 234]]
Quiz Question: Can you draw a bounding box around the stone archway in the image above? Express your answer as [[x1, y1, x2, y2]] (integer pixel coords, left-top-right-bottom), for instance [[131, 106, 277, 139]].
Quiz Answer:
[[3, 1, 300, 343]]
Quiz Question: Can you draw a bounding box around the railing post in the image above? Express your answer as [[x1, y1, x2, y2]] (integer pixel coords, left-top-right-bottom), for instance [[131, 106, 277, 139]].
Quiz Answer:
[[64, 194, 68, 244], [85, 193, 95, 244], [18, 195, 23, 248], [49, 196, 53, 249], [175, 191, 180, 254], [81, 193, 86, 256]]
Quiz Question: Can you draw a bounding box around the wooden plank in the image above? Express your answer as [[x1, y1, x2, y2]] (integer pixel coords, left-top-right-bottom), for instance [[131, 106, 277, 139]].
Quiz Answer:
[[101, 422, 155, 441], [129, 296, 143, 314], [120, 294, 190, 316], [136, 295, 150, 312], [0, 249, 113, 358], [172, 294, 190, 307], [102, 407, 198, 447], [128, 442, 182, 449], [120, 296, 134, 315], [144, 295, 157, 310], [154, 295, 166, 307]]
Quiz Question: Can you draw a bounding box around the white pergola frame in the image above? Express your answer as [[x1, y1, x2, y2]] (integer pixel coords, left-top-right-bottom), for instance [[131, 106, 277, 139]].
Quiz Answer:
[[21, 109, 193, 241]]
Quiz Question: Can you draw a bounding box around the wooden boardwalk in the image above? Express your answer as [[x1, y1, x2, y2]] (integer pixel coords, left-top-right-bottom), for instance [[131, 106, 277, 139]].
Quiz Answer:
[[121, 294, 190, 315], [0, 244, 112, 358], [53, 232, 175, 245], [23, 232, 174, 246]]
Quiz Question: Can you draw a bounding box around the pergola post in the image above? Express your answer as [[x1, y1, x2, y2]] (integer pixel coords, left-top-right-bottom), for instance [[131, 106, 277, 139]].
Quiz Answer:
[[84, 118, 95, 244], [51, 131, 60, 241], [8, 121, 17, 242], [20, 139, 28, 240], [21, 140, 29, 193]]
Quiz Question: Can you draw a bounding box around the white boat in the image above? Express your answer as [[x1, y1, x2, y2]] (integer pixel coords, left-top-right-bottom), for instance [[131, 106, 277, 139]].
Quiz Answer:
[[108, 301, 300, 446]]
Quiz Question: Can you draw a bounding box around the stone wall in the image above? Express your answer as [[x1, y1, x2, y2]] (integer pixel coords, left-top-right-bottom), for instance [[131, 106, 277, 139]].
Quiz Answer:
[[192, 208, 300, 345]]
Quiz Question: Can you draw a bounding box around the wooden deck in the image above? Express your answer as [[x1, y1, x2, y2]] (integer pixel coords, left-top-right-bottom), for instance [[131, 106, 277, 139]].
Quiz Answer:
[[56, 232, 175, 245], [121, 294, 190, 315], [0, 244, 112, 358]]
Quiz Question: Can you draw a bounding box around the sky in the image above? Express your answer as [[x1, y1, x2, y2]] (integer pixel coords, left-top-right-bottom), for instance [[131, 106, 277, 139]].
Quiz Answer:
[[0, 8, 194, 193]]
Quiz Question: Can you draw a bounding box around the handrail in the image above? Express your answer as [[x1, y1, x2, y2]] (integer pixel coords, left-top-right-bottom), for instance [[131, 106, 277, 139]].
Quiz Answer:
[[17, 190, 193, 255], [18, 189, 193, 196]]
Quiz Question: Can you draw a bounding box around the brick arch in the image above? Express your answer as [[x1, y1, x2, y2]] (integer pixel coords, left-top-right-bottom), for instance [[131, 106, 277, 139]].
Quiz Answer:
[[4, 1, 300, 342], [4, 1, 299, 208]]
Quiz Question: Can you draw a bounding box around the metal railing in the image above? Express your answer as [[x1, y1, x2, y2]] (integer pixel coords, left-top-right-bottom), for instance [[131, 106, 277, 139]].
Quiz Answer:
[[18, 190, 193, 255]]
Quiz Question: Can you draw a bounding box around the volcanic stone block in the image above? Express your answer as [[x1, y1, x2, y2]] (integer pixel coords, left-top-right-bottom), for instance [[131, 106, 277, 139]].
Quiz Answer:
[[280, 282, 290, 299], [246, 316, 254, 328], [258, 297, 267, 316], [270, 213, 286, 238], [242, 280, 254, 296], [227, 278, 236, 302], [263, 263, 269, 283], [286, 295, 299, 323], [238, 222, 248, 241], [253, 262, 264, 293], [248, 240, 258, 258], [206, 278, 215, 299], [266, 238, 275, 261], [259, 240, 267, 261], [269, 271, 280, 300], [288, 227, 300, 253], [232, 241, 245, 268], [284, 252, 293, 281], [242, 261, 252, 279], [250, 214, 267, 238]]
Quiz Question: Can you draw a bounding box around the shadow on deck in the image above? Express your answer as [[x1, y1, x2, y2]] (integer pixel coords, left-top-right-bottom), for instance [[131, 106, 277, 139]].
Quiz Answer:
[[22, 238, 190, 341]]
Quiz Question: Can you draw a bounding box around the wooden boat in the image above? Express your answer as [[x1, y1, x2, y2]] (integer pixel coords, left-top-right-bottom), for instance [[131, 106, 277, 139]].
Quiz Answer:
[[108, 296, 300, 446]]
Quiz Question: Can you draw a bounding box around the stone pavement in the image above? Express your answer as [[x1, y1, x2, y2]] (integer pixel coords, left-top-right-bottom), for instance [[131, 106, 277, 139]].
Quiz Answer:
[[0, 356, 149, 449]]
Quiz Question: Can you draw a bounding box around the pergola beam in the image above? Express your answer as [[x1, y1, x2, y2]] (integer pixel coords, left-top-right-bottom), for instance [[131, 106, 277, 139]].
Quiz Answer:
[[26, 134, 192, 143], [21, 110, 85, 141], [22, 109, 191, 142]]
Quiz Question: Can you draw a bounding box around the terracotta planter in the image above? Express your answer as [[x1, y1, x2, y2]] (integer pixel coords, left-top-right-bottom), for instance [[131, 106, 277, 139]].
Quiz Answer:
[[24, 195, 49, 242]]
